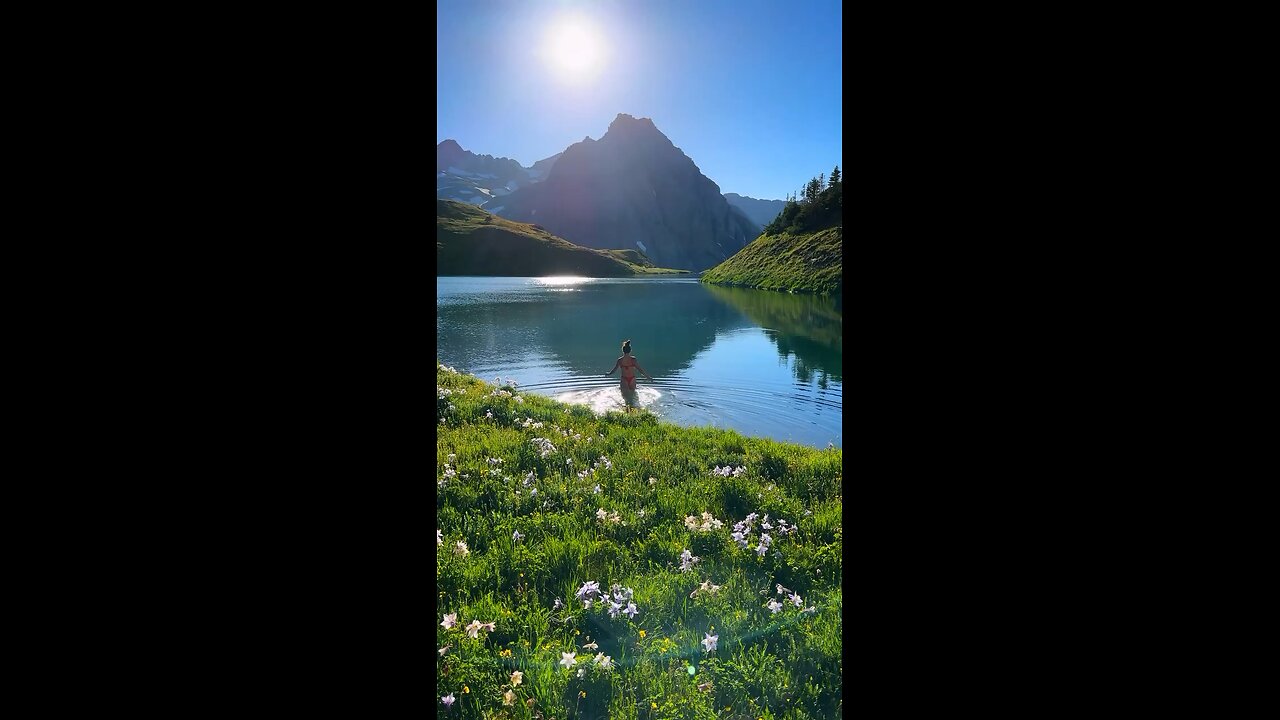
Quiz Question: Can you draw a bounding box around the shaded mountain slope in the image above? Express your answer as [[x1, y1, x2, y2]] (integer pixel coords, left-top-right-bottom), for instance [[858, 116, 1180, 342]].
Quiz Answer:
[[724, 193, 788, 229], [436, 200, 687, 277], [491, 113, 761, 272]]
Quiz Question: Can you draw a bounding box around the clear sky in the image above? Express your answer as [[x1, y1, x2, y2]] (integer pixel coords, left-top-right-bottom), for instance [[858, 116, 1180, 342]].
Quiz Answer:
[[437, 0, 842, 201]]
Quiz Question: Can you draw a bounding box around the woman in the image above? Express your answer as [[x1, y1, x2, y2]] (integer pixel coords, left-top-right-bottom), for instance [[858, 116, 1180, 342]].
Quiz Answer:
[[605, 339, 653, 391]]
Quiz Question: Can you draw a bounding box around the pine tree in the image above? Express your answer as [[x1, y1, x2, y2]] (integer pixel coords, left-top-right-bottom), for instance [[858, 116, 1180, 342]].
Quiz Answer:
[[830, 165, 840, 187], [806, 177, 821, 204]]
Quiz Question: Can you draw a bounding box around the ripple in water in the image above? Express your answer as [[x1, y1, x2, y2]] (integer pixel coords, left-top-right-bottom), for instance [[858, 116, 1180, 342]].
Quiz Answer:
[[555, 385, 662, 414]]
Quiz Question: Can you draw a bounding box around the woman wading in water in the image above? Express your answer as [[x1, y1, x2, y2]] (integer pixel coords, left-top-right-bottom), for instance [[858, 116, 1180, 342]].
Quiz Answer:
[[605, 340, 653, 410]]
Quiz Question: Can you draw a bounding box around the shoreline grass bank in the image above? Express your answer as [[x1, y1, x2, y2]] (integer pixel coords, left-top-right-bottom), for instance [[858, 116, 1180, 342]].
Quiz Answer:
[[436, 363, 843, 719], [699, 227, 842, 296]]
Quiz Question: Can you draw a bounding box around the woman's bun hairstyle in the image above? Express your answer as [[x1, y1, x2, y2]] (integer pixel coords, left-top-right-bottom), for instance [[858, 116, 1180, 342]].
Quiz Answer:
[[622, 339, 632, 353]]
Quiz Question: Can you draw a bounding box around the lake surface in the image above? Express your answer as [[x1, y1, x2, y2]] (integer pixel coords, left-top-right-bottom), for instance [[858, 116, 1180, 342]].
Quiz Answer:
[[436, 277, 842, 448]]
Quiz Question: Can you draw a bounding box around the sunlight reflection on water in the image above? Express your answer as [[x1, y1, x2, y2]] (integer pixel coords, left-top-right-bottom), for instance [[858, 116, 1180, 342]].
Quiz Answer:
[[535, 276, 593, 286]]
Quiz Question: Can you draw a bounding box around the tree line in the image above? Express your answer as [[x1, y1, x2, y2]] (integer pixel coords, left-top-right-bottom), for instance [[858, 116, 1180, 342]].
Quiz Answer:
[[766, 164, 842, 235]]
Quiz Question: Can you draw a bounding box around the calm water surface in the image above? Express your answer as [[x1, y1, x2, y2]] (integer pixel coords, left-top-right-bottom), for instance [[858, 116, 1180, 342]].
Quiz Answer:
[[436, 277, 842, 448]]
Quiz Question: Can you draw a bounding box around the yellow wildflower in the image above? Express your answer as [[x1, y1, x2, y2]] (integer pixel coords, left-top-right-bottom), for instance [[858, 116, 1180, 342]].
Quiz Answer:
[[638, 630, 646, 638], [462, 685, 470, 694]]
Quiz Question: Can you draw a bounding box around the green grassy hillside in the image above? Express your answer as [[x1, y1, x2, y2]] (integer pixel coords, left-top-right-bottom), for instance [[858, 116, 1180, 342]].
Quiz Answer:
[[701, 180, 841, 295], [699, 227, 842, 295], [438, 200, 688, 277], [436, 362, 843, 719]]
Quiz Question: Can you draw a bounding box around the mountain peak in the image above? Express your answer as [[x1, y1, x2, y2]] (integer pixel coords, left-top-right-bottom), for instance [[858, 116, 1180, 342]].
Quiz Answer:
[[438, 139, 463, 151], [607, 113, 658, 133]]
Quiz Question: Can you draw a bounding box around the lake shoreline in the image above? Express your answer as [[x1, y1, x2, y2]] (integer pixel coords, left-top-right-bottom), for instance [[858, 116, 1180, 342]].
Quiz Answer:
[[438, 276, 841, 449]]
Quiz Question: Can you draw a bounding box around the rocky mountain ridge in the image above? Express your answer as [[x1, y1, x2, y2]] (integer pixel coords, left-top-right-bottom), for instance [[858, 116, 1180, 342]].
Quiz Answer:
[[487, 113, 761, 271], [435, 139, 561, 208]]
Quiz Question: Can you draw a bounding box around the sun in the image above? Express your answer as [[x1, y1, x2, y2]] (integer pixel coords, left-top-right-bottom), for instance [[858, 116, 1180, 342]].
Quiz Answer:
[[543, 16, 606, 83]]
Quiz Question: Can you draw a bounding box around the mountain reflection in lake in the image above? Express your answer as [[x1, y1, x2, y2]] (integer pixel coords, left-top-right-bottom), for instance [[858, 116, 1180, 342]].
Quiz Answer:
[[437, 277, 842, 448]]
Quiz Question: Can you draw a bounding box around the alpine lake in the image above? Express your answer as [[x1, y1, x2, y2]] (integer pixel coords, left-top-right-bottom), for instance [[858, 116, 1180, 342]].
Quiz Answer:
[[437, 276, 842, 449]]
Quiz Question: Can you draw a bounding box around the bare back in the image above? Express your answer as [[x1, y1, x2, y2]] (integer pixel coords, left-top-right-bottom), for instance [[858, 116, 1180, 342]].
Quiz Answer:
[[618, 355, 638, 380]]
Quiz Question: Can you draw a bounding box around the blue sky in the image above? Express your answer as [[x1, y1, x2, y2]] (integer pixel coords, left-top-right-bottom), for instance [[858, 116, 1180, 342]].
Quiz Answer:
[[437, 0, 842, 201]]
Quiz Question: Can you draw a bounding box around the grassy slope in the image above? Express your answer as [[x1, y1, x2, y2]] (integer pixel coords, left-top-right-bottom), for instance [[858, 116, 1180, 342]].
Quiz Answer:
[[700, 226, 842, 295], [438, 200, 688, 277], [437, 363, 842, 719]]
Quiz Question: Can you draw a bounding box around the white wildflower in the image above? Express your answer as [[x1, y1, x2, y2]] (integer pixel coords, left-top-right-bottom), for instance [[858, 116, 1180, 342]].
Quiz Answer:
[[679, 549, 700, 572], [701, 632, 718, 653]]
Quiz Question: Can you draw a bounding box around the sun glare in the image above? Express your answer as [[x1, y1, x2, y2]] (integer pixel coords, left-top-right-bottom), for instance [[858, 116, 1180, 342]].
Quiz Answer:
[[544, 16, 606, 83], [535, 276, 592, 286]]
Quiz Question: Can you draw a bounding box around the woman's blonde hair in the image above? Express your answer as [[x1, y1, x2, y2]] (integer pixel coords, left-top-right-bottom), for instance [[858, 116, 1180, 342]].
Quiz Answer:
[[621, 340, 632, 354]]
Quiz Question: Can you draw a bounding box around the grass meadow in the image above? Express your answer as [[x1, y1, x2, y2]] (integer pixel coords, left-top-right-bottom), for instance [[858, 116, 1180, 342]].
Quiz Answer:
[[437, 363, 843, 719]]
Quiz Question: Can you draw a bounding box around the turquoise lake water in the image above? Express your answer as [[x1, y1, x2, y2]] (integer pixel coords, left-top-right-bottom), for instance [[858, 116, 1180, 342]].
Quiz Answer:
[[437, 276, 842, 448]]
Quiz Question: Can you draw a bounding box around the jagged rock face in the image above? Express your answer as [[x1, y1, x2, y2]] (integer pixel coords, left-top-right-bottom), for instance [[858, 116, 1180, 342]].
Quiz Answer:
[[436, 140, 561, 208], [724, 193, 788, 229], [435, 139, 525, 181], [492, 114, 761, 271]]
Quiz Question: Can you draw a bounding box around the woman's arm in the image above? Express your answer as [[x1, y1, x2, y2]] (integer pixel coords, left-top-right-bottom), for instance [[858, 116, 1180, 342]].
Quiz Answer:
[[635, 360, 653, 380], [605, 358, 620, 376]]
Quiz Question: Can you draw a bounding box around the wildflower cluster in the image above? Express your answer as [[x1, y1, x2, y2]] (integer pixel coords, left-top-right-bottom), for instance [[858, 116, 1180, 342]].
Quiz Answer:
[[439, 461, 457, 487], [574, 581, 640, 621], [712, 465, 746, 477], [683, 511, 724, 532], [440, 401, 457, 421], [679, 548, 700, 572], [767, 583, 815, 613], [730, 511, 796, 558], [604, 584, 638, 619], [575, 580, 602, 608], [595, 507, 623, 525], [438, 363, 460, 374], [577, 454, 612, 480], [439, 612, 496, 639], [437, 614, 500, 710], [529, 438, 557, 458], [437, 386, 465, 399], [555, 425, 586, 441], [518, 416, 544, 429], [730, 513, 759, 549], [690, 579, 722, 598]]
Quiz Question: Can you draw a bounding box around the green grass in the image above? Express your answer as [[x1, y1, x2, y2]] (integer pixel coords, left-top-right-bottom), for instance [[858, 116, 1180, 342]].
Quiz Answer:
[[699, 227, 842, 296], [437, 363, 842, 719], [438, 200, 689, 277]]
